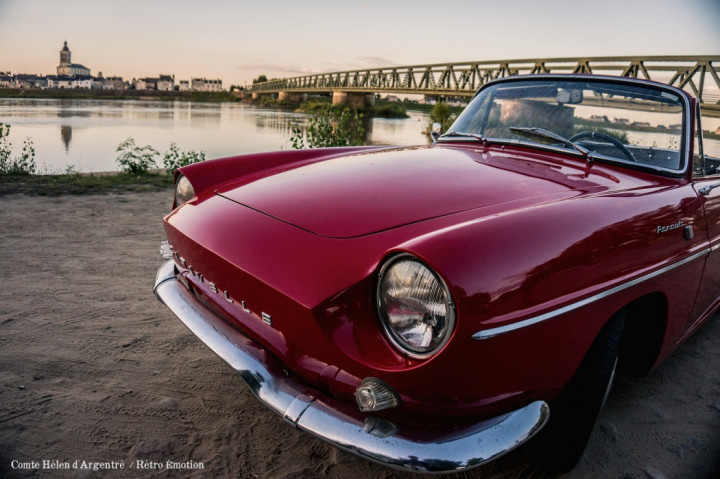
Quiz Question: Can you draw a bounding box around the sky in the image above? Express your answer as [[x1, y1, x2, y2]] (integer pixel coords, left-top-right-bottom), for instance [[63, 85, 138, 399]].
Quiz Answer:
[[0, 0, 718, 87]]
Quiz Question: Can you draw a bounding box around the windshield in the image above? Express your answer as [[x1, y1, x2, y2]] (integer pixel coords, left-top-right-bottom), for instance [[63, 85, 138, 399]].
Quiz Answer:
[[446, 78, 686, 172]]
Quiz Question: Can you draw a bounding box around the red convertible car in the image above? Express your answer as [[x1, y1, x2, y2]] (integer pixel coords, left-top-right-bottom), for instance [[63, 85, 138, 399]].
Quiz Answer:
[[154, 75, 718, 473]]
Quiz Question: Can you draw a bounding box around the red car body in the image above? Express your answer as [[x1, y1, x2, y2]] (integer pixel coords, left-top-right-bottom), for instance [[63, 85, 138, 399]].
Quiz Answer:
[[154, 75, 718, 473]]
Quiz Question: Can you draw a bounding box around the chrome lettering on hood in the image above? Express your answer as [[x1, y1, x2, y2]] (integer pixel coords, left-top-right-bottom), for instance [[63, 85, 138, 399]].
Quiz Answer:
[[169, 244, 272, 327]]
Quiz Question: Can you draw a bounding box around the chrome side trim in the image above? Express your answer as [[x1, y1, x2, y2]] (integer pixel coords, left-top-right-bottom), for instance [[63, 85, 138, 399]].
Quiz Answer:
[[472, 249, 710, 340], [153, 259, 549, 473]]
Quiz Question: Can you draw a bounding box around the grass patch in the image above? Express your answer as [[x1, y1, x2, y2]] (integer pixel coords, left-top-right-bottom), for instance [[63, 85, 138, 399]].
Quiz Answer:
[[295, 100, 332, 113], [0, 171, 174, 196]]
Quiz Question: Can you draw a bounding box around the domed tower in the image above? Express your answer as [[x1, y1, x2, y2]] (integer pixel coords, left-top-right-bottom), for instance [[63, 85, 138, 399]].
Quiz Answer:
[[57, 41, 71, 75], [60, 41, 71, 65]]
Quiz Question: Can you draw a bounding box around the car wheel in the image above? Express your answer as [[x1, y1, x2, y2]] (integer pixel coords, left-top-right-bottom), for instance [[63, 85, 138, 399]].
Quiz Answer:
[[534, 309, 627, 472]]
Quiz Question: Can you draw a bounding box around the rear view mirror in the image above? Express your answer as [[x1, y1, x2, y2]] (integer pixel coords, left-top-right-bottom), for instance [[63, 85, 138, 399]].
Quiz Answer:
[[557, 89, 583, 104], [430, 122, 442, 143]]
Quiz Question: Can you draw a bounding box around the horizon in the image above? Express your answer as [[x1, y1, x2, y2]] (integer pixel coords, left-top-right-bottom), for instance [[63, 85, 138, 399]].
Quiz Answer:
[[1, 0, 719, 87]]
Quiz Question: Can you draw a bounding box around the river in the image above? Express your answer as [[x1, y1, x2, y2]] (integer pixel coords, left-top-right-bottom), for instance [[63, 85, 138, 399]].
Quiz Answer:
[[2, 98, 718, 174], [0, 98, 431, 173]]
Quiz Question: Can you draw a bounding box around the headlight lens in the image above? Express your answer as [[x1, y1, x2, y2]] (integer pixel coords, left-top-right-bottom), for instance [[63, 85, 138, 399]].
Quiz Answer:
[[377, 255, 455, 359], [175, 175, 195, 208]]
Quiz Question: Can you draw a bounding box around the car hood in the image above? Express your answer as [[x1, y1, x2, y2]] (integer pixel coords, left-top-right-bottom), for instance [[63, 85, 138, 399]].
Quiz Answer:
[[217, 145, 615, 238]]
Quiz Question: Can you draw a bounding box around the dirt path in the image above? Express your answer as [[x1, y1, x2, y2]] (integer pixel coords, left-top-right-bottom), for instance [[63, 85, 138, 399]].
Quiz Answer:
[[0, 191, 718, 478]]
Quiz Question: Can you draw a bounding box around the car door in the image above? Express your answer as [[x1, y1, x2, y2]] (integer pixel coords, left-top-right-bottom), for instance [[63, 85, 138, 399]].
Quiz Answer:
[[689, 104, 720, 337]]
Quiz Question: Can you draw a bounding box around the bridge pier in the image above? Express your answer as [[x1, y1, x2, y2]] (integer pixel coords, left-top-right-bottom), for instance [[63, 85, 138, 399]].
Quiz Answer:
[[278, 91, 307, 102], [252, 92, 279, 102], [332, 92, 375, 109]]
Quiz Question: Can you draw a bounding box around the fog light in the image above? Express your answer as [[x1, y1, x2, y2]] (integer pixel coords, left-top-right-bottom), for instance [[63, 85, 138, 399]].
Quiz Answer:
[[354, 378, 399, 412], [364, 416, 398, 438], [160, 241, 173, 259]]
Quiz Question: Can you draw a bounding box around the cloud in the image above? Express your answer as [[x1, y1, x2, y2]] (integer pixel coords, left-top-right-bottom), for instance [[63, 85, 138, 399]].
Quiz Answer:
[[356, 56, 396, 67], [243, 56, 399, 79], [242, 64, 326, 76]]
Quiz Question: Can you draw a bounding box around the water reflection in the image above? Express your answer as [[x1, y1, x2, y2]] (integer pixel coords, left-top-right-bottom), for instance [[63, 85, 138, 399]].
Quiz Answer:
[[253, 110, 300, 136], [0, 98, 431, 173], [60, 125, 72, 151]]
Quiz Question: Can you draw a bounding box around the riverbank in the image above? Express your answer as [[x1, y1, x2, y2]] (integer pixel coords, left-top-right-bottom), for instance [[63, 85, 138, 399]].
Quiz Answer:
[[0, 190, 718, 478], [0, 171, 173, 196]]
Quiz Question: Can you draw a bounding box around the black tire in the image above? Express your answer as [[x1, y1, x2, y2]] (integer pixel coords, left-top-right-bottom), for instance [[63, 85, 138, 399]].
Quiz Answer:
[[534, 310, 627, 472]]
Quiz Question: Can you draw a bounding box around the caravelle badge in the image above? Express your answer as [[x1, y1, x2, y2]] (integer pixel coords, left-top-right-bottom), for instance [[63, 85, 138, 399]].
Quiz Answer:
[[169, 244, 273, 327]]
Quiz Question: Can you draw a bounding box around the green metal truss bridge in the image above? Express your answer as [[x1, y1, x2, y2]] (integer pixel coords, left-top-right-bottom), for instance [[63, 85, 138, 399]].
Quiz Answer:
[[248, 56, 720, 116]]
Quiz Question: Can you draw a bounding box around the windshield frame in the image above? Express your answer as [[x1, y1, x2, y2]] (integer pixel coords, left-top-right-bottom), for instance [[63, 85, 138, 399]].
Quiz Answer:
[[440, 74, 692, 178]]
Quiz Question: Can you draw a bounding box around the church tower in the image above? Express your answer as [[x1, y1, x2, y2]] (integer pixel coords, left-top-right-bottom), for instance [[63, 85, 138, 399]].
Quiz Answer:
[[60, 40, 71, 66], [56, 40, 90, 76]]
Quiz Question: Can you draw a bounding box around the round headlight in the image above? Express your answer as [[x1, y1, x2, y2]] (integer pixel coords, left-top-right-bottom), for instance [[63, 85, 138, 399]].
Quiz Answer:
[[175, 175, 195, 208], [377, 255, 455, 359]]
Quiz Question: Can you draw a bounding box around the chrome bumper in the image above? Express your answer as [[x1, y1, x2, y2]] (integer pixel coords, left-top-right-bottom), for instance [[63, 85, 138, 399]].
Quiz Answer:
[[153, 259, 549, 473]]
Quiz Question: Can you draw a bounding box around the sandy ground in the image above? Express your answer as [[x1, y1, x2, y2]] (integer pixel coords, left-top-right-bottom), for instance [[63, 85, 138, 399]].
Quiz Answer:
[[0, 190, 718, 479]]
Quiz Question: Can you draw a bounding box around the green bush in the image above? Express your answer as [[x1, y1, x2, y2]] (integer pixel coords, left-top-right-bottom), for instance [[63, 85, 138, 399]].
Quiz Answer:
[[115, 137, 159, 174], [371, 102, 408, 119], [428, 102, 456, 133], [297, 100, 332, 114], [290, 105, 365, 149], [0, 123, 37, 175], [162, 142, 206, 173]]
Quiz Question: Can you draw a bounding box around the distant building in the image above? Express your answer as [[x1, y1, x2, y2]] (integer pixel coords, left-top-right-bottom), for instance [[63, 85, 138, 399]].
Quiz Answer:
[[191, 77, 223, 92], [57, 41, 91, 76], [157, 75, 175, 91], [93, 73, 126, 90], [107, 77, 126, 90], [47, 75, 93, 89], [0, 74, 13, 88], [15, 74, 48, 89], [135, 75, 175, 91], [178, 80, 190, 92], [135, 78, 157, 90]]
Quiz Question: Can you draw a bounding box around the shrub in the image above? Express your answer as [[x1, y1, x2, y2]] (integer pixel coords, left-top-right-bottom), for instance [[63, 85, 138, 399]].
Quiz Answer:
[[290, 105, 364, 149], [0, 123, 37, 175], [162, 142, 206, 173], [115, 137, 159, 174]]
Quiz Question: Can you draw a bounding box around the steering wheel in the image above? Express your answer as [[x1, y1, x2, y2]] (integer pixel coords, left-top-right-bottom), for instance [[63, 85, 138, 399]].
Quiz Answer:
[[569, 131, 637, 163]]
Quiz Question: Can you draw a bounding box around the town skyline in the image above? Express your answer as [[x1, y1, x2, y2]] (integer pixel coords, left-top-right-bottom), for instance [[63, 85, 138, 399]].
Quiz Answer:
[[0, 40, 225, 92], [1, 0, 719, 88], [1, 39, 224, 90]]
